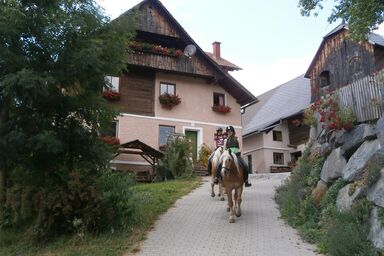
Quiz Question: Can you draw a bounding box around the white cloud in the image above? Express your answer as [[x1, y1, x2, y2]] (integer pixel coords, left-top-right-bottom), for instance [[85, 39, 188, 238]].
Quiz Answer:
[[231, 57, 312, 97]]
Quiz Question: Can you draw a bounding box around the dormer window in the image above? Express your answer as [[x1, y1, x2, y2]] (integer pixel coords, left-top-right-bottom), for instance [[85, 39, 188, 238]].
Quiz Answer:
[[319, 71, 330, 88]]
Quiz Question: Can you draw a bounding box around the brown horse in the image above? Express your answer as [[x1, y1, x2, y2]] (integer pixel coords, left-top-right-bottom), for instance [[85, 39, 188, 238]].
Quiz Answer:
[[219, 149, 244, 223], [210, 146, 225, 200]]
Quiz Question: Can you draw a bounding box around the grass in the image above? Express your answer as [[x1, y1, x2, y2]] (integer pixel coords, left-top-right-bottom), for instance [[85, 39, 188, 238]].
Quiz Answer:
[[0, 176, 201, 256]]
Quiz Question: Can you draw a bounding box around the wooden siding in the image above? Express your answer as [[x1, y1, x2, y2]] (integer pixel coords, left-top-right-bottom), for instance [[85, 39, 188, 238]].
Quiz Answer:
[[114, 69, 155, 116], [309, 31, 376, 101], [127, 52, 217, 77], [336, 69, 384, 122], [136, 2, 182, 38]]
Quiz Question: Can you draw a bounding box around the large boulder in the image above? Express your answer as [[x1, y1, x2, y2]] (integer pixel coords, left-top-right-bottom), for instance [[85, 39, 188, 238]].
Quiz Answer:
[[377, 116, 384, 147], [329, 130, 346, 148], [341, 124, 377, 158], [368, 207, 384, 250], [342, 139, 382, 182], [336, 184, 366, 213], [312, 180, 328, 206], [320, 147, 347, 183], [367, 168, 384, 207]]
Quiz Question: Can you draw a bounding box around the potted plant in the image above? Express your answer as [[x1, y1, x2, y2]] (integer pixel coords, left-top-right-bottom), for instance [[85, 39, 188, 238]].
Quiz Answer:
[[159, 93, 181, 109], [212, 105, 231, 114], [102, 90, 121, 101]]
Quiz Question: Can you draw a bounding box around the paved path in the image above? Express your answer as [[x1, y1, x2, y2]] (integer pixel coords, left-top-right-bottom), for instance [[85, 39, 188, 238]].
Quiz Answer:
[[135, 173, 320, 256]]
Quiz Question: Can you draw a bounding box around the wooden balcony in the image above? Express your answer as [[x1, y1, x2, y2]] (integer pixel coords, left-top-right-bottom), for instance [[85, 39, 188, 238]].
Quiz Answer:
[[127, 51, 215, 77]]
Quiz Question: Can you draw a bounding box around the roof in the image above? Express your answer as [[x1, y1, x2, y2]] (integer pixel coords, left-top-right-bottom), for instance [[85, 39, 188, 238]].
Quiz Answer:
[[204, 52, 242, 71], [305, 23, 384, 78], [118, 0, 256, 106], [118, 139, 164, 159], [242, 75, 311, 136]]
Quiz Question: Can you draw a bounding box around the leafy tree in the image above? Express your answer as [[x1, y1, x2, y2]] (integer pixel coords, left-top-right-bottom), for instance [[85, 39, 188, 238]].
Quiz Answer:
[[298, 0, 384, 40], [0, 0, 133, 233]]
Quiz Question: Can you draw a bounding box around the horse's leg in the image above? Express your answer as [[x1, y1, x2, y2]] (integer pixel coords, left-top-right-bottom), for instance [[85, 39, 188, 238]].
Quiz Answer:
[[226, 188, 235, 223], [235, 187, 243, 217], [219, 182, 225, 201], [210, 163, 216, 197]]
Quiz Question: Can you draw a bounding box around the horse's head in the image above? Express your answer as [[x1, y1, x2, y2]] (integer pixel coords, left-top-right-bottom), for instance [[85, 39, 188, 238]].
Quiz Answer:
[[220, 149, 239, 176]]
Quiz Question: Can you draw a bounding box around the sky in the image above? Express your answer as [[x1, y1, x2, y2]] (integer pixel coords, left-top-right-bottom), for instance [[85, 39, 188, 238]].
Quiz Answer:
[[96, 0, 384, 97]]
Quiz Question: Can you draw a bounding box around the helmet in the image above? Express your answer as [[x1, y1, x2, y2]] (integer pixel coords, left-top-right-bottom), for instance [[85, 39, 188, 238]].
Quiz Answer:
[[216, 127, 223, 132], [226, 125, 235, 133]]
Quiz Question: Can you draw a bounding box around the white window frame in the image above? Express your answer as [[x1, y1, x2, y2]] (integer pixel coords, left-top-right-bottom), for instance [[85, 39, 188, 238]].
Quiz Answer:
[[105, 76, 120, 92]]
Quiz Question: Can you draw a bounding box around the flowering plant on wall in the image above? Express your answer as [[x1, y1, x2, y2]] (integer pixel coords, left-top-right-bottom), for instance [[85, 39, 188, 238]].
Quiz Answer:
[[304, 93, 356, 131], [100, 135, 120, 145], [127, 41, 184, 57], [212, 105, 231, 114], [102, 90, 121, 101], [159, 93, 181, 109]]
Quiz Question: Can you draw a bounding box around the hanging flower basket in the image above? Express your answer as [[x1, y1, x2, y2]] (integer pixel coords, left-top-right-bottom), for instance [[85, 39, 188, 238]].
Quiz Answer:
[[159, 93, 181, 109], [212, 105, 231, 114], [102, 90, 121, 101], [127, 41, 184, 58], [100, 135, 120, 146]]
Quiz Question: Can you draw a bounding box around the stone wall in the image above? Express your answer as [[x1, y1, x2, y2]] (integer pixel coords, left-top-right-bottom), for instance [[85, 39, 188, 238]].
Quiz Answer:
[[309, 117, 384, 250]]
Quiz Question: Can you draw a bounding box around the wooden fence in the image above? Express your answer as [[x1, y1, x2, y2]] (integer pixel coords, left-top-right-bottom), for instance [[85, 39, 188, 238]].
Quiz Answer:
[[336, 70, 384, 122]]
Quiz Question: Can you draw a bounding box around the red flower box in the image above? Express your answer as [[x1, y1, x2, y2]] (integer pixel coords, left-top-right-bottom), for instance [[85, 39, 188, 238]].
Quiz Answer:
[[102, 90, 121, 101], [212, 105, 231, 113], [159, 93, 181, 109]]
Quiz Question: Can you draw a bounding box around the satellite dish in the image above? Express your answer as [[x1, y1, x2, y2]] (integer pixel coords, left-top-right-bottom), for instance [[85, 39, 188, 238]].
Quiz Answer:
[[184, 44, 197, 58]]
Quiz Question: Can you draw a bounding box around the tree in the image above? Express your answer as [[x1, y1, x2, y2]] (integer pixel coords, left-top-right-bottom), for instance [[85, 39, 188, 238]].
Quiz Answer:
[[0, 0, 133, 233], [298, 0, 384, 40]]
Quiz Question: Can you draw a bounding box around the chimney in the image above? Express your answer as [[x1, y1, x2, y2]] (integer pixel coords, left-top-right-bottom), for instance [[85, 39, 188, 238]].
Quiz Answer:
[[212, 41, 221, 59]]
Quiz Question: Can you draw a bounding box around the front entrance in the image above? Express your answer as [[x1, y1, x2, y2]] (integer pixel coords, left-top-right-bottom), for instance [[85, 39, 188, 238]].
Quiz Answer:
[[185, 130, 198, 161]]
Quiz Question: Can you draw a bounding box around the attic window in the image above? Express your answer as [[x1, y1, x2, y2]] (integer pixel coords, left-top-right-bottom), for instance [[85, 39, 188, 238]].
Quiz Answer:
[[319, 71, 330, 88]]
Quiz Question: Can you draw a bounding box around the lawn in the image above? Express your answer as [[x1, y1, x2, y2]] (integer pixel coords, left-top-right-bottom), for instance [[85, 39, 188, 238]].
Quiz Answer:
[[0, 177, 201, 256]]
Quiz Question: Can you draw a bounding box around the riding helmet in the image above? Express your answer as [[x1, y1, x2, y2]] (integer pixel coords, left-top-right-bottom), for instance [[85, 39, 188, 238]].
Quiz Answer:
[[226, 125, 235, 133]]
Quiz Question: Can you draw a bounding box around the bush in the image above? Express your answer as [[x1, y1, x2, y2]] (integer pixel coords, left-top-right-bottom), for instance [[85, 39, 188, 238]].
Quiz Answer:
[[197, 143, 213, 168], [157, 137, 192, 180]]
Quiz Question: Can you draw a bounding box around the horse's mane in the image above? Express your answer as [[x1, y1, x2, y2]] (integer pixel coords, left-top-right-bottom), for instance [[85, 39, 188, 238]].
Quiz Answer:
[[219, 149, 240, 172]]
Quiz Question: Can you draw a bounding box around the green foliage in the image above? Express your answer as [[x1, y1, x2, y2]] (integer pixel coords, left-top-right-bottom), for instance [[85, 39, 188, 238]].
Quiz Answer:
[[277, 144, 380, 255], [0, 177, 200, 255], [157, 137, 192, 180], [298, 0, 384, 40], [198, 143, 213, 168], [366, 162, 382, 187], [99, 171, 136, 230], [0, 0, 135, 241]]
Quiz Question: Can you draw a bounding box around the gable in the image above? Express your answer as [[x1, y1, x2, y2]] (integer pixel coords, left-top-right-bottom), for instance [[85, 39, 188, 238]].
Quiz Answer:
[[117, 0, 256, 106]]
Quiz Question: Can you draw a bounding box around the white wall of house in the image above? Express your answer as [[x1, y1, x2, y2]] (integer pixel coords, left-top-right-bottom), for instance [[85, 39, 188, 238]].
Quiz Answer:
[[243, 121, 294, 173]]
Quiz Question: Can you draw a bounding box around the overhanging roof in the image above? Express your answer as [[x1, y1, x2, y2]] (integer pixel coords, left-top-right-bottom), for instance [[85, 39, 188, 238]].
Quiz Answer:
[[118, 139, 164, 159]]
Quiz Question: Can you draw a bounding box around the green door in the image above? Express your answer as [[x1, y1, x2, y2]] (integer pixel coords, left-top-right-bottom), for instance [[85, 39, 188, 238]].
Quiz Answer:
[[185, 130, 198, 161]]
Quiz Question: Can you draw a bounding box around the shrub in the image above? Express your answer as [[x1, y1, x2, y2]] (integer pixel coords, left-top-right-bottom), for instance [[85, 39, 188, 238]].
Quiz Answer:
[[197, 143, 213, 168], [157, 137, 192, 180]]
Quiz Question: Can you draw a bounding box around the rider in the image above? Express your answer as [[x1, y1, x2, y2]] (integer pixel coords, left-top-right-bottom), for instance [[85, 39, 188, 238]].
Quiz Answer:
[[207, 127, 226, 174], [214, 125, 252, 187]]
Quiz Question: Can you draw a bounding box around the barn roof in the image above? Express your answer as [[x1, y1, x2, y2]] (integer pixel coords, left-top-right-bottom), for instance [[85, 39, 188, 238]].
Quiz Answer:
[[305, 23, 384, 78], [242, 75, 311, 137]]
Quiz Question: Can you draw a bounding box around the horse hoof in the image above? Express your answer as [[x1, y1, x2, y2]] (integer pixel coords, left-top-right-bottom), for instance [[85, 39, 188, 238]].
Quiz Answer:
[[211, 193, 215, 197], [226, 207, 230, 212], [236, 213, 241, 217], [218, 193, 221, 197], [220, 197, 225, 201], [229, 217, 235, 223]]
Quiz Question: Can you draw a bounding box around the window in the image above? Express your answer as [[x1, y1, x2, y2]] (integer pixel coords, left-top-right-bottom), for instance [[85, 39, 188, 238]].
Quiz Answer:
[[273, 152, 284, 165], [160, 82, 176, 95], [104, 121, 118, 137], [104, 76, 120, 92], [159, 125, 175, 147], [273, 130, 282, 141], [213, 92, 225, 106], [319, 71, 330, 88]]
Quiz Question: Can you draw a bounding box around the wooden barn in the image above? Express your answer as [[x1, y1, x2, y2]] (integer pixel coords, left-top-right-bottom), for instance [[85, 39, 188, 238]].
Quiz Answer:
[[305, 23, 384, 102]]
